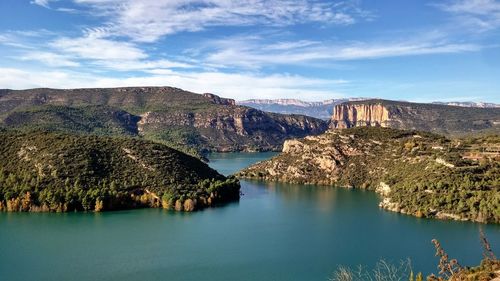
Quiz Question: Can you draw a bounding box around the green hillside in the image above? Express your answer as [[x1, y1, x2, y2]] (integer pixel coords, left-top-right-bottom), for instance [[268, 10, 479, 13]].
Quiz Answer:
[[0, 87, 328, 156], [238, 127, 500, 223], [2, 105, 140, 136], [0, 130, 240, 212]]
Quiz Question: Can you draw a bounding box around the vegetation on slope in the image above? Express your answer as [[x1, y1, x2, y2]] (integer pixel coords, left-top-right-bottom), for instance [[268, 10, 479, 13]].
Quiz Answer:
[[0, 87, 328, 156], [344, 99, 500, 136], [238, 127, 500, 223], [0, 130, 240, 212], [1, 105, 140, 136]]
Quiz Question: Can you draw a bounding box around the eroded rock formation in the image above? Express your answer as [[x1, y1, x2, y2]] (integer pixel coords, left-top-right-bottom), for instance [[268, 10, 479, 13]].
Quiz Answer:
[[331, 103, 390, 128], [329, 99, 500, 136]]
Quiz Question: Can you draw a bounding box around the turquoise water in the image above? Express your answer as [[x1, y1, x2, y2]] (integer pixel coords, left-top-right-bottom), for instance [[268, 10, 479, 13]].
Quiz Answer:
[[0, 152, 498, 281]]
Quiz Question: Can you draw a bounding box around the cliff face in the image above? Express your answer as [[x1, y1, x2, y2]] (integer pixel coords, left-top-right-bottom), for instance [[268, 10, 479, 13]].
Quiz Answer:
[[237, 98, 365, 120], [0, 87, 328, 154], [331, 103, 390, 128], [329, 99, 500, 136], [202, 93, 236, 106], [237, 127, 500, 223], [138, 106, 328, 152]]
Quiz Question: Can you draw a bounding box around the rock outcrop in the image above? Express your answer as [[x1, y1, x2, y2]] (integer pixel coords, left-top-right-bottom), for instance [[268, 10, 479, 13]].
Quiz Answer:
[[237, 127, 500, 223], [331, 103, 390, 128], [202, 93, 236, 106], [329, 99, 500, 136]]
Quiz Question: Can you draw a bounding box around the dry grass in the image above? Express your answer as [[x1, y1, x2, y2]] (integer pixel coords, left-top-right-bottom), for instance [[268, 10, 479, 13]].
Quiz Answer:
[[330, 230, 498, 281], [330, 259, 412, 281]]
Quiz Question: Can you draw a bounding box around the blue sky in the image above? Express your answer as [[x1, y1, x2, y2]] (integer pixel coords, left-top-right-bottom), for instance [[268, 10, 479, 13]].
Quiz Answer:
[[0, 0, 499, 102]]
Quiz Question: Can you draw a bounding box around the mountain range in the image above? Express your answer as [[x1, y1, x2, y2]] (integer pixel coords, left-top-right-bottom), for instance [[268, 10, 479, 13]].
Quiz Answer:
[[238, 98, 500, 120], [1, 86, 499, 217], [237, 98, 366, 120], [0, 87, 328, 157]]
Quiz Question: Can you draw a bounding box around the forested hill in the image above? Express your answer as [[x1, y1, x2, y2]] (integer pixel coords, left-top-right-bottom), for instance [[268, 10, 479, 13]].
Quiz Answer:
[[0, 130, 240, 212], [0, 87, 328, 155], [238, 127, 500, 223]]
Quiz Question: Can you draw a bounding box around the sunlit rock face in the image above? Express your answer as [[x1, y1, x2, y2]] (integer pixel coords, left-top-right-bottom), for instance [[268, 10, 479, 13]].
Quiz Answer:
[[331, 103, 390, 128], [328, 99, 500, 136]]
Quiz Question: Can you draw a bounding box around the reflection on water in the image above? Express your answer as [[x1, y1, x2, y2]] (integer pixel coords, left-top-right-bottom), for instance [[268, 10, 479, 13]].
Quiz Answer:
[[208, 151, 278, 176], [0, 152, 498, 281], [260, 181, 342, 212]]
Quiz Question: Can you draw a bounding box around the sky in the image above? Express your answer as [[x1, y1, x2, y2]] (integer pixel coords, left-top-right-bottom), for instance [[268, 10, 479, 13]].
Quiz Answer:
[[0, 0, 500, 103]]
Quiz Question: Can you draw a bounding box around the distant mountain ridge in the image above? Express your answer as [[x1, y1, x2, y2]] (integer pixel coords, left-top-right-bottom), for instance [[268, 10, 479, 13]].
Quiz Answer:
[[240, 98, 338, 107], [238, 98, 499, 120], [431, 101, 500, 108], [237, 98, 367, 120]]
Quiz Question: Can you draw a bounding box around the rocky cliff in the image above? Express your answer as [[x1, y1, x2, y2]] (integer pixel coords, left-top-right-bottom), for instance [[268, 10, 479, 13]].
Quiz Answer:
[[238, 98, 366, 120], [0, 87, 328, 155], [330, 99, 500, 136], [137, 106, 328, 152], [331, 103, 391, 128], [237, 127, 500, 223]]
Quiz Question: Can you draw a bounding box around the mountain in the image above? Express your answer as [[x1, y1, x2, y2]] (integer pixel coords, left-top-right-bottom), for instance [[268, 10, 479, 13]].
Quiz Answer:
[[330, 99, 500, 136], [237, 127, 500, 223], [432, 101, 500, 108], [0, 130, 240, 212], [0, 87, 328, 156], [237, 98, 366, 120]]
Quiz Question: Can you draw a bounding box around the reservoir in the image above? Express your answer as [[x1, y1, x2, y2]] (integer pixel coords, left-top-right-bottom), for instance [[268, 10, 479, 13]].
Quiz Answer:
[[0, 152, 498, 281]]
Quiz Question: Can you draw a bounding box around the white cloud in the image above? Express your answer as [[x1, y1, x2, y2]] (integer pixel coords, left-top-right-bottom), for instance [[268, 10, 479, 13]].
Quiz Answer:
[[95, 59, 193, 71], [30, 0, 52, 8], [0, 67, 347, 101], [18, 51, 79, 67], [438, 0, 500, 15], [0, 33, 31, 49], [0, 68, 92, 89], [69, 0, 370, 42], [435, 0, 500, 31], [201, 35, 481, 69], [330, 42, 480, 59], [50, 33, 147, 61], [3, 29, 194, 72], [41, 31, 193, 71]]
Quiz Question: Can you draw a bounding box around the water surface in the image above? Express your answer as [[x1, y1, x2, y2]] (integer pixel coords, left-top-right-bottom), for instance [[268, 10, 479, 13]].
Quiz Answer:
[[0, 152, 498, 281]]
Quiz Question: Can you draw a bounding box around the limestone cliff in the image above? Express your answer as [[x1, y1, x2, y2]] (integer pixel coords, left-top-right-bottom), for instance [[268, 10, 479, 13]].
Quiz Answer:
[[138, 106, 328, 152], [329, 99, 500, 136], [331, 103, 390, 128]]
